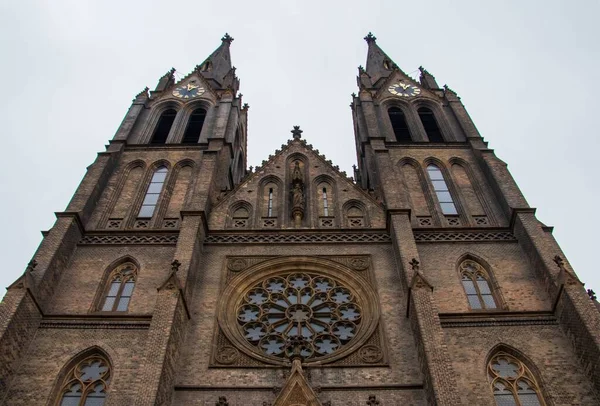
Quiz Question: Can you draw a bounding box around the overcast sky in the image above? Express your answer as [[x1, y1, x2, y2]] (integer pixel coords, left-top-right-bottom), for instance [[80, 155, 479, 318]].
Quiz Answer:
[[0, 1, 598, 299]]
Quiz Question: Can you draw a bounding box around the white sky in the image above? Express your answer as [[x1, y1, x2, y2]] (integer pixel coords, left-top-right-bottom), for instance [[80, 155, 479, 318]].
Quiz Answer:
[[0, 1, 598, 299]]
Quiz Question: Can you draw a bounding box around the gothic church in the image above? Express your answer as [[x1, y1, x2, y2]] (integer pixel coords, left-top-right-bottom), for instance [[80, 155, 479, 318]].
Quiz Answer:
[[0, 33, 599, 406]]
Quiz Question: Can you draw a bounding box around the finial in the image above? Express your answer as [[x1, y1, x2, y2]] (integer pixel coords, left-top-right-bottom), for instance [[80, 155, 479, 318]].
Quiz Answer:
[[364, 32, 377, 44], [358, 65, 365, 72], [243, 103, 249, 110], [588, 289, 597, 301], [351, 92, 356, 97], [291, 126, 303, 140], [171, 259, 181, 272], [409, 258, 420, 272], [168, 67, 176, 77], [221, 33, 234, 44]]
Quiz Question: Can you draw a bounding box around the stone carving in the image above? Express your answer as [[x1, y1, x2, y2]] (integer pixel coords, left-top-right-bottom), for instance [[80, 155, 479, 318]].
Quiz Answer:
[[216, 396, 229, 406], [227, 258, 248, 272], [358, 345, 383, 363], [348, 257, 369, 271], [366, 395, 380, 405], [414, 231, 515, 243], [205, 232, 391, 244], [215, 346, 239, 365], [80, 234, 178, 245]]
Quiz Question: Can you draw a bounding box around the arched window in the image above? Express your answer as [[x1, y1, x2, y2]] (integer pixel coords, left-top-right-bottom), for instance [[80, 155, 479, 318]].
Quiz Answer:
[[231, 205, 250, 228], [322, 187, 329, 216], [101, 263, 137, 312], [426, 164, 457, 215], [418, 107, 444, 142], [58, 353, 111, 405], [267, 188, 274, 217], [388, 107, 412, 142], [138, 167, 168, 218], [459, 259, 497, 310], [151, 109, 177, 144], [488, 351, 546, 406], [182, 108, 206, 144]]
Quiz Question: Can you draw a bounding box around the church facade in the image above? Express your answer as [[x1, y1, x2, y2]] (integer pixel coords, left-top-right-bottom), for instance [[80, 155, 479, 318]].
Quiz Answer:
[[0, 33, 599, 406]]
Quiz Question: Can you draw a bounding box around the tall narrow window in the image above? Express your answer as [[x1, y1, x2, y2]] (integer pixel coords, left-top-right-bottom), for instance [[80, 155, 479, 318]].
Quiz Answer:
[[101, 263, 137, 312], [460, 259, 497, 310], [267, 188, 273, 217], [388, 107, 412, 142], [488, 352, 546, 406], [182, 108, 206, 144], [427, 164, 457, 215], [151, 109, 176, 144], [58, 354, 111, 406], [418, 107, 444, 142], [322, 187, 329, 216], [138, 167, 167, 218]]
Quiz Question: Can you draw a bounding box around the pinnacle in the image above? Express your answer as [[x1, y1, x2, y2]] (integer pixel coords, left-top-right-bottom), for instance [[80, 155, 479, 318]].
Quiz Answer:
[[221, 33, 234, 44], [364, 32, 377, 44]]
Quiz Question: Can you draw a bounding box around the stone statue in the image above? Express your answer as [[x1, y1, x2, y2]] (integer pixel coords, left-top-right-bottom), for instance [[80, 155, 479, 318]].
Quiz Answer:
[[292, 183, 304, 210]]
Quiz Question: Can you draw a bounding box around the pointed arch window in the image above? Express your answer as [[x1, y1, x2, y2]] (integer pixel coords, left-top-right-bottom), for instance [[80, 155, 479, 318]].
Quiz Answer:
[[58, 354, 111, 406], [460, 259, 497, 310], [418, 107, 444, 142], [388, 107, 412, 142], [182, 108, 206, 144], [322, 187, 329, 216], [101, 263, 137, 312], [138, 167, 167, 218], [151, 109, 177, 144], [426, 164, 457, 215], [267, 188, 274, 217], [488, 352, 546, 406]]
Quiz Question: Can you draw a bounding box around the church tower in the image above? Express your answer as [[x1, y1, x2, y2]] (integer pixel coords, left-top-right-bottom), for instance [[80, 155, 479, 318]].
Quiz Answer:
[[0, 33, 599, 406]]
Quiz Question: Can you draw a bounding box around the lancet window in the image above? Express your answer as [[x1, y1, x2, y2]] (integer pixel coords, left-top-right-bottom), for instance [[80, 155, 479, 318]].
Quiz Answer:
[[388, 107, 412, 142], [101, 263, 137, 312], [459, 259, 497, 310], [182, 108, 206, 144], [427, 164, 457, 215], [138, 167, 168, 219], [418, 107, 444, 142], [151, 109, 176, 144]]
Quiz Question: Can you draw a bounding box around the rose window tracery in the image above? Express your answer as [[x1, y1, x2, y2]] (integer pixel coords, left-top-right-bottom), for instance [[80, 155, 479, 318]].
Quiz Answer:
[[237, 273, 362, 360]]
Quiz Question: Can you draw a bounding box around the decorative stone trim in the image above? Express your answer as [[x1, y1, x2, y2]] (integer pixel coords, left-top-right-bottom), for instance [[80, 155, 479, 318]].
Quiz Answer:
[[205, 232, 391, 244], [439, 313, 557, 328], [40, 319, 151, 330], [414, 230, 515, 243], [79, 234, 178, 245]]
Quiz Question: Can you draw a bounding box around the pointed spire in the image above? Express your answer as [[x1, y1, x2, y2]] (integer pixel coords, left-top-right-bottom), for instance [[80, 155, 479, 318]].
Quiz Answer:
[[197, 33, 234, 87], [363, 32, 397, 85]]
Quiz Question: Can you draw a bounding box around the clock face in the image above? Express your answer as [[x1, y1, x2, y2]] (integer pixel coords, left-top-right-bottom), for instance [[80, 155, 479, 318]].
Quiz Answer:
[[172, 81, 205, 99], [388, 82, 421, 97]]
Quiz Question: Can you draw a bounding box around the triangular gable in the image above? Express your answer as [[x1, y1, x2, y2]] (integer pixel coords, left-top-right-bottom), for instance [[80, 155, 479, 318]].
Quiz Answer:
[[273, 359, 322, 406], [208, 136, 386, 230]]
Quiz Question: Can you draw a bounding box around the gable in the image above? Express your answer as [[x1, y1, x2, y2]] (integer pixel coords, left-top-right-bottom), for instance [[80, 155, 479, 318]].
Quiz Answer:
[[208, 138, 385, 230]]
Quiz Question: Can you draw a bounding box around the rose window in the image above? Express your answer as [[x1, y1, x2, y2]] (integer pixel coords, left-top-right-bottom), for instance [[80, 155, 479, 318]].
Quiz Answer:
[[237, 273, 362, 360]]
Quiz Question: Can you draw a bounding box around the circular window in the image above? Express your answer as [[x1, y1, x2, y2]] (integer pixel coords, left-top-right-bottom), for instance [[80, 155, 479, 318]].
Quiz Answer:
[[238, 273, 361, 360], [218, 257, 379, 366]]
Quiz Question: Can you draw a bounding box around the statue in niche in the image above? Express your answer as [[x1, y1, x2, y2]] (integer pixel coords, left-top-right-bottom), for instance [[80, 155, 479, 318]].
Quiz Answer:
[[292, 161, 303, 182], [292, 183, 304, 211], [290, 161, 305, 228]]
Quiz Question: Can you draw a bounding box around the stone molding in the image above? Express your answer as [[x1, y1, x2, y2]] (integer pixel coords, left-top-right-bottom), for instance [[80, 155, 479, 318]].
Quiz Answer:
[[79, 233, 178, 245], [205, 232, 391, 244], [414, 230, 515, 243]]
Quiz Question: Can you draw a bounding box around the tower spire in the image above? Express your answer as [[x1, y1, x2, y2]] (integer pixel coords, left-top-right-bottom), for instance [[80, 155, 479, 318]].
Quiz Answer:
[[363, 32, 397, 85], [196, 33, 234, 87]]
